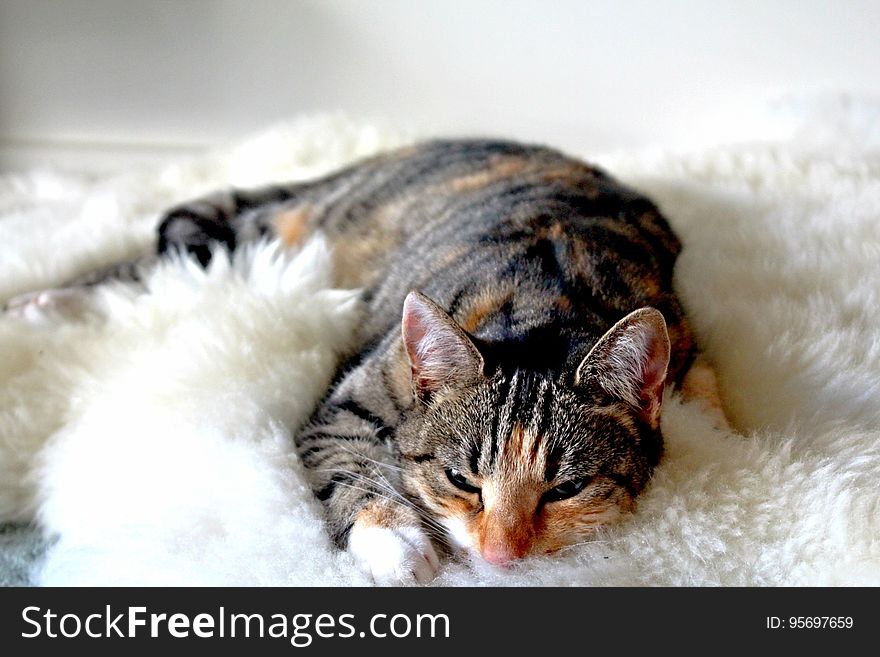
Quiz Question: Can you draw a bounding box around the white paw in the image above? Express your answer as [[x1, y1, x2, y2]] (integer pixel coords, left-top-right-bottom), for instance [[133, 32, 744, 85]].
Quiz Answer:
[[3, 288, 94, 324], [348, 525, 440, 586]]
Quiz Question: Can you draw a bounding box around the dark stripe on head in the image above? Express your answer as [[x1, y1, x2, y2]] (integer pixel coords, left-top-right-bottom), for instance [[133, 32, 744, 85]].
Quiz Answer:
[[536, 379, 553, 446], [469, 442, 480, 475], [487, 373, 512, 469], [544, 440, 565, 483], [337, 399, 393, 441], [529, 380, 550, 465]]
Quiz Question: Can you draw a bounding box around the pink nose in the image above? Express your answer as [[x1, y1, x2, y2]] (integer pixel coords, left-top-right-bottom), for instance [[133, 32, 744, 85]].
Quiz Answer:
[[481, 543, 520, 566]]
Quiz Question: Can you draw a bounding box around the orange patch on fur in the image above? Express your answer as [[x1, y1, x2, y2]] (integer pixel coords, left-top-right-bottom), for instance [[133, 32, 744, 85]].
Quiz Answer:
[[353, 498, 412, 529], [507, 422, 525, 454], [448, 156, 528, 192], [540, 163, 601, 195], [536, 479, 633, 553], [471, 470, 634, 559], [438, 244, 468, 267], [501, 421, 546, 473], [458, 287, 514, 333], [639, 275, 661, 297], [436, 495, 477, 517], [473, 422, 550, 561], [534, 221, 565, 243], [388, 342, 416, 403], [273, 205, 313, 247], [477, 495, 536, 562], [681, 359, 730, 428]]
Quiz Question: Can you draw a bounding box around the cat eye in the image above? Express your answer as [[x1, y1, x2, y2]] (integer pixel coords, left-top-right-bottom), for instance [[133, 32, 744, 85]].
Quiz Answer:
[[445, 468, 481, 494], [543, 477, 592, 503]]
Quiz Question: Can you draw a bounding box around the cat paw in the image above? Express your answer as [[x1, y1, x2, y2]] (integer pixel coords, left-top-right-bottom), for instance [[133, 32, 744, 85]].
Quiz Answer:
[[681, 358, 732, 430], [3, 288, 94, 324], [348, 524, 440, 586]]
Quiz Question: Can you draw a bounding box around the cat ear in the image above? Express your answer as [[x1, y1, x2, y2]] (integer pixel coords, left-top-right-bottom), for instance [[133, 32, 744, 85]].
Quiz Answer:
[[574, 307, 670, 428], [402, 290, 485, 400]]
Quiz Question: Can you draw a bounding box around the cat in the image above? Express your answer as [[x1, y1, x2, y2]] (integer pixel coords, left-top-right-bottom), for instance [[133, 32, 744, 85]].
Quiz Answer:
[[6, 139, 725, 585]]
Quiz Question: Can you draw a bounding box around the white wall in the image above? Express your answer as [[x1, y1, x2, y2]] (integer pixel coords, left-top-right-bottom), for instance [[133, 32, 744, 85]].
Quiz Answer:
[[1, 0, 878, 170]]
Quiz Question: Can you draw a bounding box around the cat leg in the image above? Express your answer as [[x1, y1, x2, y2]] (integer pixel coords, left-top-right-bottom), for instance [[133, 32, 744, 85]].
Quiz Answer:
[[4, 287, 98, 324], [680, 355, 731, 429], [156, 184, 313, 266], [2, 255, 154, 324], [297, 424, 441, 585], [7, 183, 307, 323], [297, 382, 440, 586]]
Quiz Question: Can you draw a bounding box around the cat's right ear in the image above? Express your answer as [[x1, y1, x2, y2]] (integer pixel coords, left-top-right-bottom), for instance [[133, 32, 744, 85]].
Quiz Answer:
[[402, 291, 485, 401], [574, 307, 670, 428]]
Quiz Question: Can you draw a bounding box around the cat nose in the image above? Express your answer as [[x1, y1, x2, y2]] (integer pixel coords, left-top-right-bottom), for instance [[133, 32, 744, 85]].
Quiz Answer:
[[480, 541, 526, 566]]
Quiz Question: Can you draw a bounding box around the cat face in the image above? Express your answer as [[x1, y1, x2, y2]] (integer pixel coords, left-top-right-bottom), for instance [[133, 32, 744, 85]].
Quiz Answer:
[[397, 291, 669, 565]]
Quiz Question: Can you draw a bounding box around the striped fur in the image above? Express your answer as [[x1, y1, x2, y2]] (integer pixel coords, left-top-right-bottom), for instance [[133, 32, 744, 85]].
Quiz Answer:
[[151, 140, 695, 567]]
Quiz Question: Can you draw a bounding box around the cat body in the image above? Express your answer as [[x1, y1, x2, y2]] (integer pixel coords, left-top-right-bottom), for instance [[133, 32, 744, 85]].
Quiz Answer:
[[15, 139, 703, 584]]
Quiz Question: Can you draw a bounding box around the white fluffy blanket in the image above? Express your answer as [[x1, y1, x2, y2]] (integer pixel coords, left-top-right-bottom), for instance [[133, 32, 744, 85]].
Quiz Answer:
[[1, 111, 879, 586]]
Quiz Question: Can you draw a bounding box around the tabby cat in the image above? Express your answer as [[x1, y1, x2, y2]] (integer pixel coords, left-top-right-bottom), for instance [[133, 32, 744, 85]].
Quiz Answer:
[[10, 139, 720, 585]]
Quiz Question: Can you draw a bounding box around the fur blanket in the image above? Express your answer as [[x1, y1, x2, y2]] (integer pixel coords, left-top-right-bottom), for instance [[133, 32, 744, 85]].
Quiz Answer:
[[1, 110, 879, 586]]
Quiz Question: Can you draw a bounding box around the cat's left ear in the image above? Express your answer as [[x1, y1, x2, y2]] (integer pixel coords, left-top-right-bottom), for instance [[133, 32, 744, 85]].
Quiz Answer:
[[402, 290, 485, 401], [574, 307, 670, 428]]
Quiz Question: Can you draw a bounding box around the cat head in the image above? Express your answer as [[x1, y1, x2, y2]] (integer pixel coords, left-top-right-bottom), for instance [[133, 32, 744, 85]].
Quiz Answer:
[[396, 290, 669, 565]]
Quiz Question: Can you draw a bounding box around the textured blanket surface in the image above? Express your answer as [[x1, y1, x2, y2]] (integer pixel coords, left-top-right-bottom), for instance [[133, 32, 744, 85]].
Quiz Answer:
[[1, 110, 878, 586]]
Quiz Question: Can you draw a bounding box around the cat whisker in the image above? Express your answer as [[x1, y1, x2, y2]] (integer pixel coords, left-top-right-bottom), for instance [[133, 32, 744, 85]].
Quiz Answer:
[[324, 468, 451, 537], [334, 443, 404, 472], [552, 535, 614, 555], [330, 480, 449, 535]]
